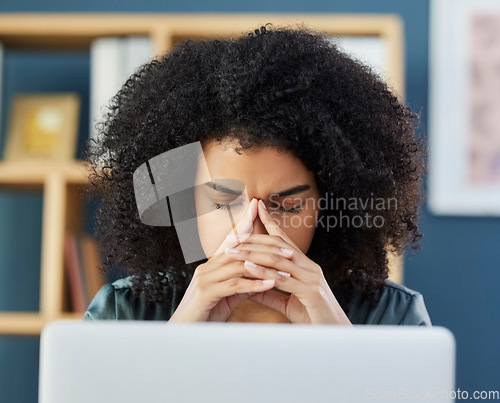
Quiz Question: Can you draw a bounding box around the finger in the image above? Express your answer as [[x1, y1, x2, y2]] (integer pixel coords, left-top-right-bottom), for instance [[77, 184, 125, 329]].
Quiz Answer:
[[228, 197, 258, 241], [230, 232, 318, 273], [242, 259, 308, 296], [212, 198, 258, 257], [228, 242, 295, 259], [196, 260, 258, 284], [257, 199, 298, 248], [203, 198, 257, 272], [209, 277, 276, 299], [231, 233, 295, 254], [224, 248, 305, 280], [243, 259, 293, 281], [244, 264, 337, 319], [245, 268, 332, 323]]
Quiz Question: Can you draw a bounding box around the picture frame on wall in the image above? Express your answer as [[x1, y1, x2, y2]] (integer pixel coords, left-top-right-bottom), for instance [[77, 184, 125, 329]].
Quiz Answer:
[[429, 0, 500, 216], [3, 93, 80, 162]]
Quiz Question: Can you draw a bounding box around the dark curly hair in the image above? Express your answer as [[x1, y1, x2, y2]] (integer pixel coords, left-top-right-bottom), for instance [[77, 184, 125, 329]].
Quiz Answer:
[[84, 24, 426, 313]]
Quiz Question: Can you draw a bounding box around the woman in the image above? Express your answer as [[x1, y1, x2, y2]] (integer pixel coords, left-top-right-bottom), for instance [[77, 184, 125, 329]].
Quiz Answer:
[[83, 25, 431, 325]]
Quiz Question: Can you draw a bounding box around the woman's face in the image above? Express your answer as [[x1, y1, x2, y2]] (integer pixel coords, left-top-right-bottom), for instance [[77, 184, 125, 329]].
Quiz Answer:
[[194, 139, 321, 258]]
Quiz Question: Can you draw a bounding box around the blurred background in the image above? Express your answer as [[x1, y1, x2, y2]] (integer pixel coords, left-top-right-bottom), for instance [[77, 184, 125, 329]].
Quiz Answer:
[[0, 1, 498, 402]]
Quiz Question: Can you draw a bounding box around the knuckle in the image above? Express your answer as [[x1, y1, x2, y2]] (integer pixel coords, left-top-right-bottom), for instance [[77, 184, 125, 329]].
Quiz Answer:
[[269, 253, 282, 266], [311, 263, 322, 273], [193, 264, 205, 277], [227, 277, 240, 290]]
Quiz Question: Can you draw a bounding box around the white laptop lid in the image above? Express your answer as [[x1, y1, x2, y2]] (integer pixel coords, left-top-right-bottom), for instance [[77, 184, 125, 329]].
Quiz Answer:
[[39, 322, 455, 403]]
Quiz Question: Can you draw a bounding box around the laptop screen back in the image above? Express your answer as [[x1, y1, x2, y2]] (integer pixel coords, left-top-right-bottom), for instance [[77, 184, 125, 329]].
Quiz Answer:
[[39, 322, 455, 403]]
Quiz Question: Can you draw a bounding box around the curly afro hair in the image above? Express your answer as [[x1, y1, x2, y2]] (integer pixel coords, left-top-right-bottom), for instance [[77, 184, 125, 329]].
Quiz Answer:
[[84, 24, 427, 313]]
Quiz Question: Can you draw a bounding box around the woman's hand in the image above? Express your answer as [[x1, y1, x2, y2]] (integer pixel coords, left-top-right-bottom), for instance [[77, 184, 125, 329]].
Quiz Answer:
[[223, 199, 352, 325], [168, 198, 276, 323]]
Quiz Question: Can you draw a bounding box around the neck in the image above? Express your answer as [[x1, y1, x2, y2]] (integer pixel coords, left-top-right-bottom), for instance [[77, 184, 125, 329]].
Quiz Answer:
[[226, 300, 290, 323]]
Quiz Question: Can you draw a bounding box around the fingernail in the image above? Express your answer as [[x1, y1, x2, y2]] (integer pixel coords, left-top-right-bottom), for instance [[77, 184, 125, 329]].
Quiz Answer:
[[279, 248, 294, 257], [262, 279, 275, 285], [259, 199, 267, 210], [244, 260, 257, 268], [247, 198, 257, 215], [225, 247, 240, 254], [277, 271, 291, 277]]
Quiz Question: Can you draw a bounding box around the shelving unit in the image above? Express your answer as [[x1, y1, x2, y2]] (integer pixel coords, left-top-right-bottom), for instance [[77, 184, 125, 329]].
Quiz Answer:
[[0, 160, 90, 335], [0, 13, 405, 335]]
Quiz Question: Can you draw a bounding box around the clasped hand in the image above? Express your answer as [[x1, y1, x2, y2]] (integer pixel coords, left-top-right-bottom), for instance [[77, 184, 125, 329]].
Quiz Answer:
[[169, 198, 351, 325]]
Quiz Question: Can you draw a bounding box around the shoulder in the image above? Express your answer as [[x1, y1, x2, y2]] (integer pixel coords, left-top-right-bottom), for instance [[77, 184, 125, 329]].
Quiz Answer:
[[348, 279, 432, 326], [382, 279, 424, 299], [83, 276, 177, 321]]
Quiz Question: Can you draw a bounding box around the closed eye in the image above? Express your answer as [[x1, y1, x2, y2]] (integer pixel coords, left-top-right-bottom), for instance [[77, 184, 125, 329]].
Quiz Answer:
[[211, 202, 243, 211], [212, 202, 303, 214]]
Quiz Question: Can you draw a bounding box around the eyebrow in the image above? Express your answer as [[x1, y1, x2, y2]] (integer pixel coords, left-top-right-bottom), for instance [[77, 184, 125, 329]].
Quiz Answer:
[[203, 182, 311, 197]]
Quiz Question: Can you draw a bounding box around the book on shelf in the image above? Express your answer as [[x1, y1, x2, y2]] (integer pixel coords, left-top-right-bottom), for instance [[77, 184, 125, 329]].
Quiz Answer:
[[90, 36, 154, 141], [64, 231, 106, 313]]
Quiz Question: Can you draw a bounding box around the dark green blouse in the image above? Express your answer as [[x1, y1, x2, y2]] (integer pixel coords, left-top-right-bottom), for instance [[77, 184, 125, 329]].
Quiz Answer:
[[83, 277, 432, 325]]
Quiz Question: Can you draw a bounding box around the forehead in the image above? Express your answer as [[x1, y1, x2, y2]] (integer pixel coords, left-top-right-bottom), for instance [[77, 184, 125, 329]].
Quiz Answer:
[[199, 139, 316, 195]]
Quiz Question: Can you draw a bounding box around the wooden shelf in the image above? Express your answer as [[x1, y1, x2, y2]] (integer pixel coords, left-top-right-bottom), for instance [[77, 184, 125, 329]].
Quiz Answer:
[[0, 313, 46, 336], [0, 13, 404, 97], [0, 159, 92, 335], [0, 160, 90, 186], [0, 312, 84, 336], [0, 13, 405, 335]]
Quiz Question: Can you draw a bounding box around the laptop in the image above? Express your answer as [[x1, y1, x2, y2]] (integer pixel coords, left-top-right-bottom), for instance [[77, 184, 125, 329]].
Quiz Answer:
[[39, 322, 455, 403]]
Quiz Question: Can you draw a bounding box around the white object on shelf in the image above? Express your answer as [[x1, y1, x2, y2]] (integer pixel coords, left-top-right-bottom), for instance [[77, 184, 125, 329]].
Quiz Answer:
[[0, 42, 3, 154], [89, 36, 154, 142], [331, 35, 390, 85]]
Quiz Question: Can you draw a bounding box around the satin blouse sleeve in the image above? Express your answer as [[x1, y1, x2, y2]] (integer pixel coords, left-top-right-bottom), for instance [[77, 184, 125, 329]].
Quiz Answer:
[[347, 280, 432, 326], [83, 277, 175, 321]]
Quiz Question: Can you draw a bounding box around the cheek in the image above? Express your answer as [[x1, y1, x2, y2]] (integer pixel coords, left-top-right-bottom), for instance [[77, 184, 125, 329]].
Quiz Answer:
[[196, 214, 224, 258], [273, 210, 318, 254], [196, 207, 247, 258]]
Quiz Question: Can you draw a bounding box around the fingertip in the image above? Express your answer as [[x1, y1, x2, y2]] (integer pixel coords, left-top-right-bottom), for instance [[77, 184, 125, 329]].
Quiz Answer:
[[249, 197, 257, 210]]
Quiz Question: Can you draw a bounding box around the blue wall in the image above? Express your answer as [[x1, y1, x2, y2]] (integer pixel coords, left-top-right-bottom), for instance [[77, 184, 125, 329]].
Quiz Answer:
[[0, 1, 498, 401]]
